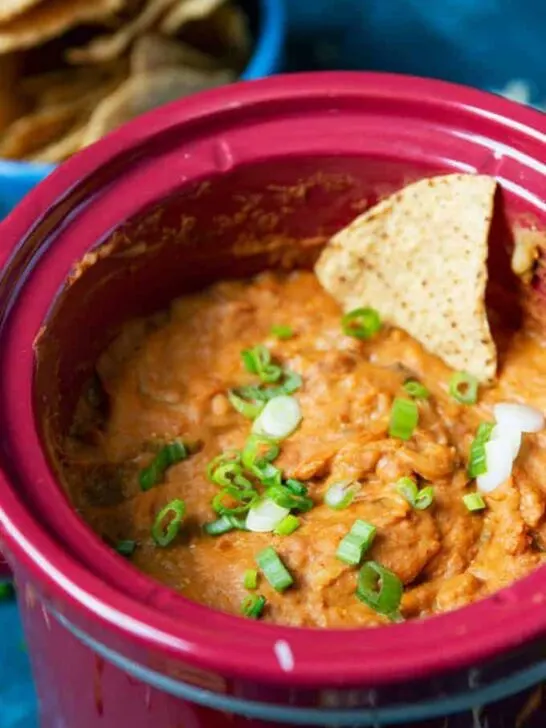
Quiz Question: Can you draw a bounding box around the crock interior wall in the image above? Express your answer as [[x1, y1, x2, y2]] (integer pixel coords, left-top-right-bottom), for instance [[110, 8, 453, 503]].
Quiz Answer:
[[34, 153, 445, 455]]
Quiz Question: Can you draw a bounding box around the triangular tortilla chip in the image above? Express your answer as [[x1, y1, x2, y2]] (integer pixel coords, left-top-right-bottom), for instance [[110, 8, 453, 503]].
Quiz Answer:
[[315, 174, 498, 382], [0, 53, 24, 134], [130, 33, 222, 74], [0, 0, 43, 24], [66, 0, 178, 64], [0, 0, 125, 53], [81, 66, 233, 146], [29, 123, 88, 162], [159, 0, 225, 35]]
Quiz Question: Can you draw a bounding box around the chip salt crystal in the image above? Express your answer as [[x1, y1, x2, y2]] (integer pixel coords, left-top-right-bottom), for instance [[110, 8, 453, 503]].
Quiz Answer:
[[274, 640, 295, 672], [477, 439, 514, 493], [493, 403, 544, 434]]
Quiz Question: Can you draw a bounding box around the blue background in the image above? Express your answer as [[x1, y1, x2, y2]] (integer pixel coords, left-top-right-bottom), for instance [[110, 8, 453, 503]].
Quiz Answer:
[[3, 1, 546, 725]]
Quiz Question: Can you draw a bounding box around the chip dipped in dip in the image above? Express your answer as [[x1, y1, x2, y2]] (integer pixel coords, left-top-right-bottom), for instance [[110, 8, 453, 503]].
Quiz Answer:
[[59, 174, 546, 628]]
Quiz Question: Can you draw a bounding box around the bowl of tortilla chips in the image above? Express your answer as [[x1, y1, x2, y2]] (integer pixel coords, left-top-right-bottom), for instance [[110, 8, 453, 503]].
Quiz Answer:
[[0, 0, 284, 218]]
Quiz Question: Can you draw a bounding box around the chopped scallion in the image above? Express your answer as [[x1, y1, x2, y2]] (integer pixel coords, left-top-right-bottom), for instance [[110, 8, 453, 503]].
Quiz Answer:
[[356, 561, 403, 619], [403, 380, 429, 400], [0, 582, 15, 600], [463, 492, 486, 512], [256, 546, 293, 592], [274, 514, 300, 536], [396, 477, 434, 510], [266, 484, 313, 512], [204, 515, 246, 535], [388, 398, 418, 440], [139, 440, 188, 491], [325, 481, 358, 510], [241, 594, 266, 619], [151, 499, 186, 547], [227, 389, 265, 419], [468, 421, 494, 479], [341, 308, 381, 339], [115, 540, 136, 557], [212, 487, 258, 516], [336, 519, 376, 566], [244, 569, 259, 590], [449, 371, 479, 405], [271, 325, 294, 340], [241, 345, 283, 383], [252, 394, 302, 440]]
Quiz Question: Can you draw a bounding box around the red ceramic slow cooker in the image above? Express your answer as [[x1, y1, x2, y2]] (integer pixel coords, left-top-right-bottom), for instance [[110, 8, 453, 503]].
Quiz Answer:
[[1, 72, 546, 728]]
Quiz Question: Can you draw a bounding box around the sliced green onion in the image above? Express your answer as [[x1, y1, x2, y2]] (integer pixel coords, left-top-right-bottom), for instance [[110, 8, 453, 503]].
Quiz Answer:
[[152, 499, 186, 547], [139, 440, 188, 491], [284, 478, 308, 495], [396, 477, 434, 510], [271, 325, 294, 340], [212, 487, 258, 516], [235, 371, 302, 403], [204, 515, 246, 535], [206, 452, 254, 492], [356, 561, 403, 619], [0, 582, 15, 600], [242, 435, 280, 474], [274, 514, 300, 536], [227, 389, 265, 419], [241, 345, 283, 383], [463, 493, 486, 512], [467, 422, 494, 479], [246, 497, 289, 532], [388, 398, 418, 440], [449, 371, 479, 405], [253, 395, 302, 440], [266, 484, 314, 512], [241, 594, 266, 619], [403, 380, 429, 400], [324, 480, 358, 510], [244, 569, 258, 590], [115, 540, 136, 556], [206, 450, 241, 481], [256, 546, 293, 592], [341, 307, 381, 339], [336, 519, 376, 565]]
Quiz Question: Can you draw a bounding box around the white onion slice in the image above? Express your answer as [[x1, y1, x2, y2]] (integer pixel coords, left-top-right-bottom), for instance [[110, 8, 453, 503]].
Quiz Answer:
[[477, 439, 514, 493], [246, 498, 289, 533], [490, 423, 522, 461], [252, 395, 302, 440], [493, 402, 544, 434]]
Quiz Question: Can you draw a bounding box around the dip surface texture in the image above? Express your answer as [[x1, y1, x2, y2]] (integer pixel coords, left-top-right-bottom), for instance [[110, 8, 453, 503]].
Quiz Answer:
[[63, 271, 546, 627]]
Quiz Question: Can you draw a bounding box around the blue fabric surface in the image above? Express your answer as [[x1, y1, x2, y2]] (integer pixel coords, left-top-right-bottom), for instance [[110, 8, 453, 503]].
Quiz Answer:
[[3, 1, 546, 726], [0, 597, 37, 728]]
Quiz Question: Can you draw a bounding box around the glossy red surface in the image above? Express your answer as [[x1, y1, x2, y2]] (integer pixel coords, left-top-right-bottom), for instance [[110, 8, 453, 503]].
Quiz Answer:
[[1, 73, 546, 726]]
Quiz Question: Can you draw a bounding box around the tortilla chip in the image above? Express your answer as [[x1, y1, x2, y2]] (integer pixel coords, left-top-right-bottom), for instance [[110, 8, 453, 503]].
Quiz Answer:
[[165, 2, 250, 69], [29, 123, 87, 163], [20, 61, 127, 108], [66, 0, 179, 64], [159, 0, 225, 35], [315, 174, 498, 382], [81, 66, 233, 146], [130, 33, 222, 74], [0, 103, 83, 159], [0, 0, 125, 53], [0, 53, 24, 134], [0, 0, 43, 24]]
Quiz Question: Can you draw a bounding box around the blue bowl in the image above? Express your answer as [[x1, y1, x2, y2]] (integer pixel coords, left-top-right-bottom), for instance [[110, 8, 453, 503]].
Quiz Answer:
[[0, 0, 285, 220]]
